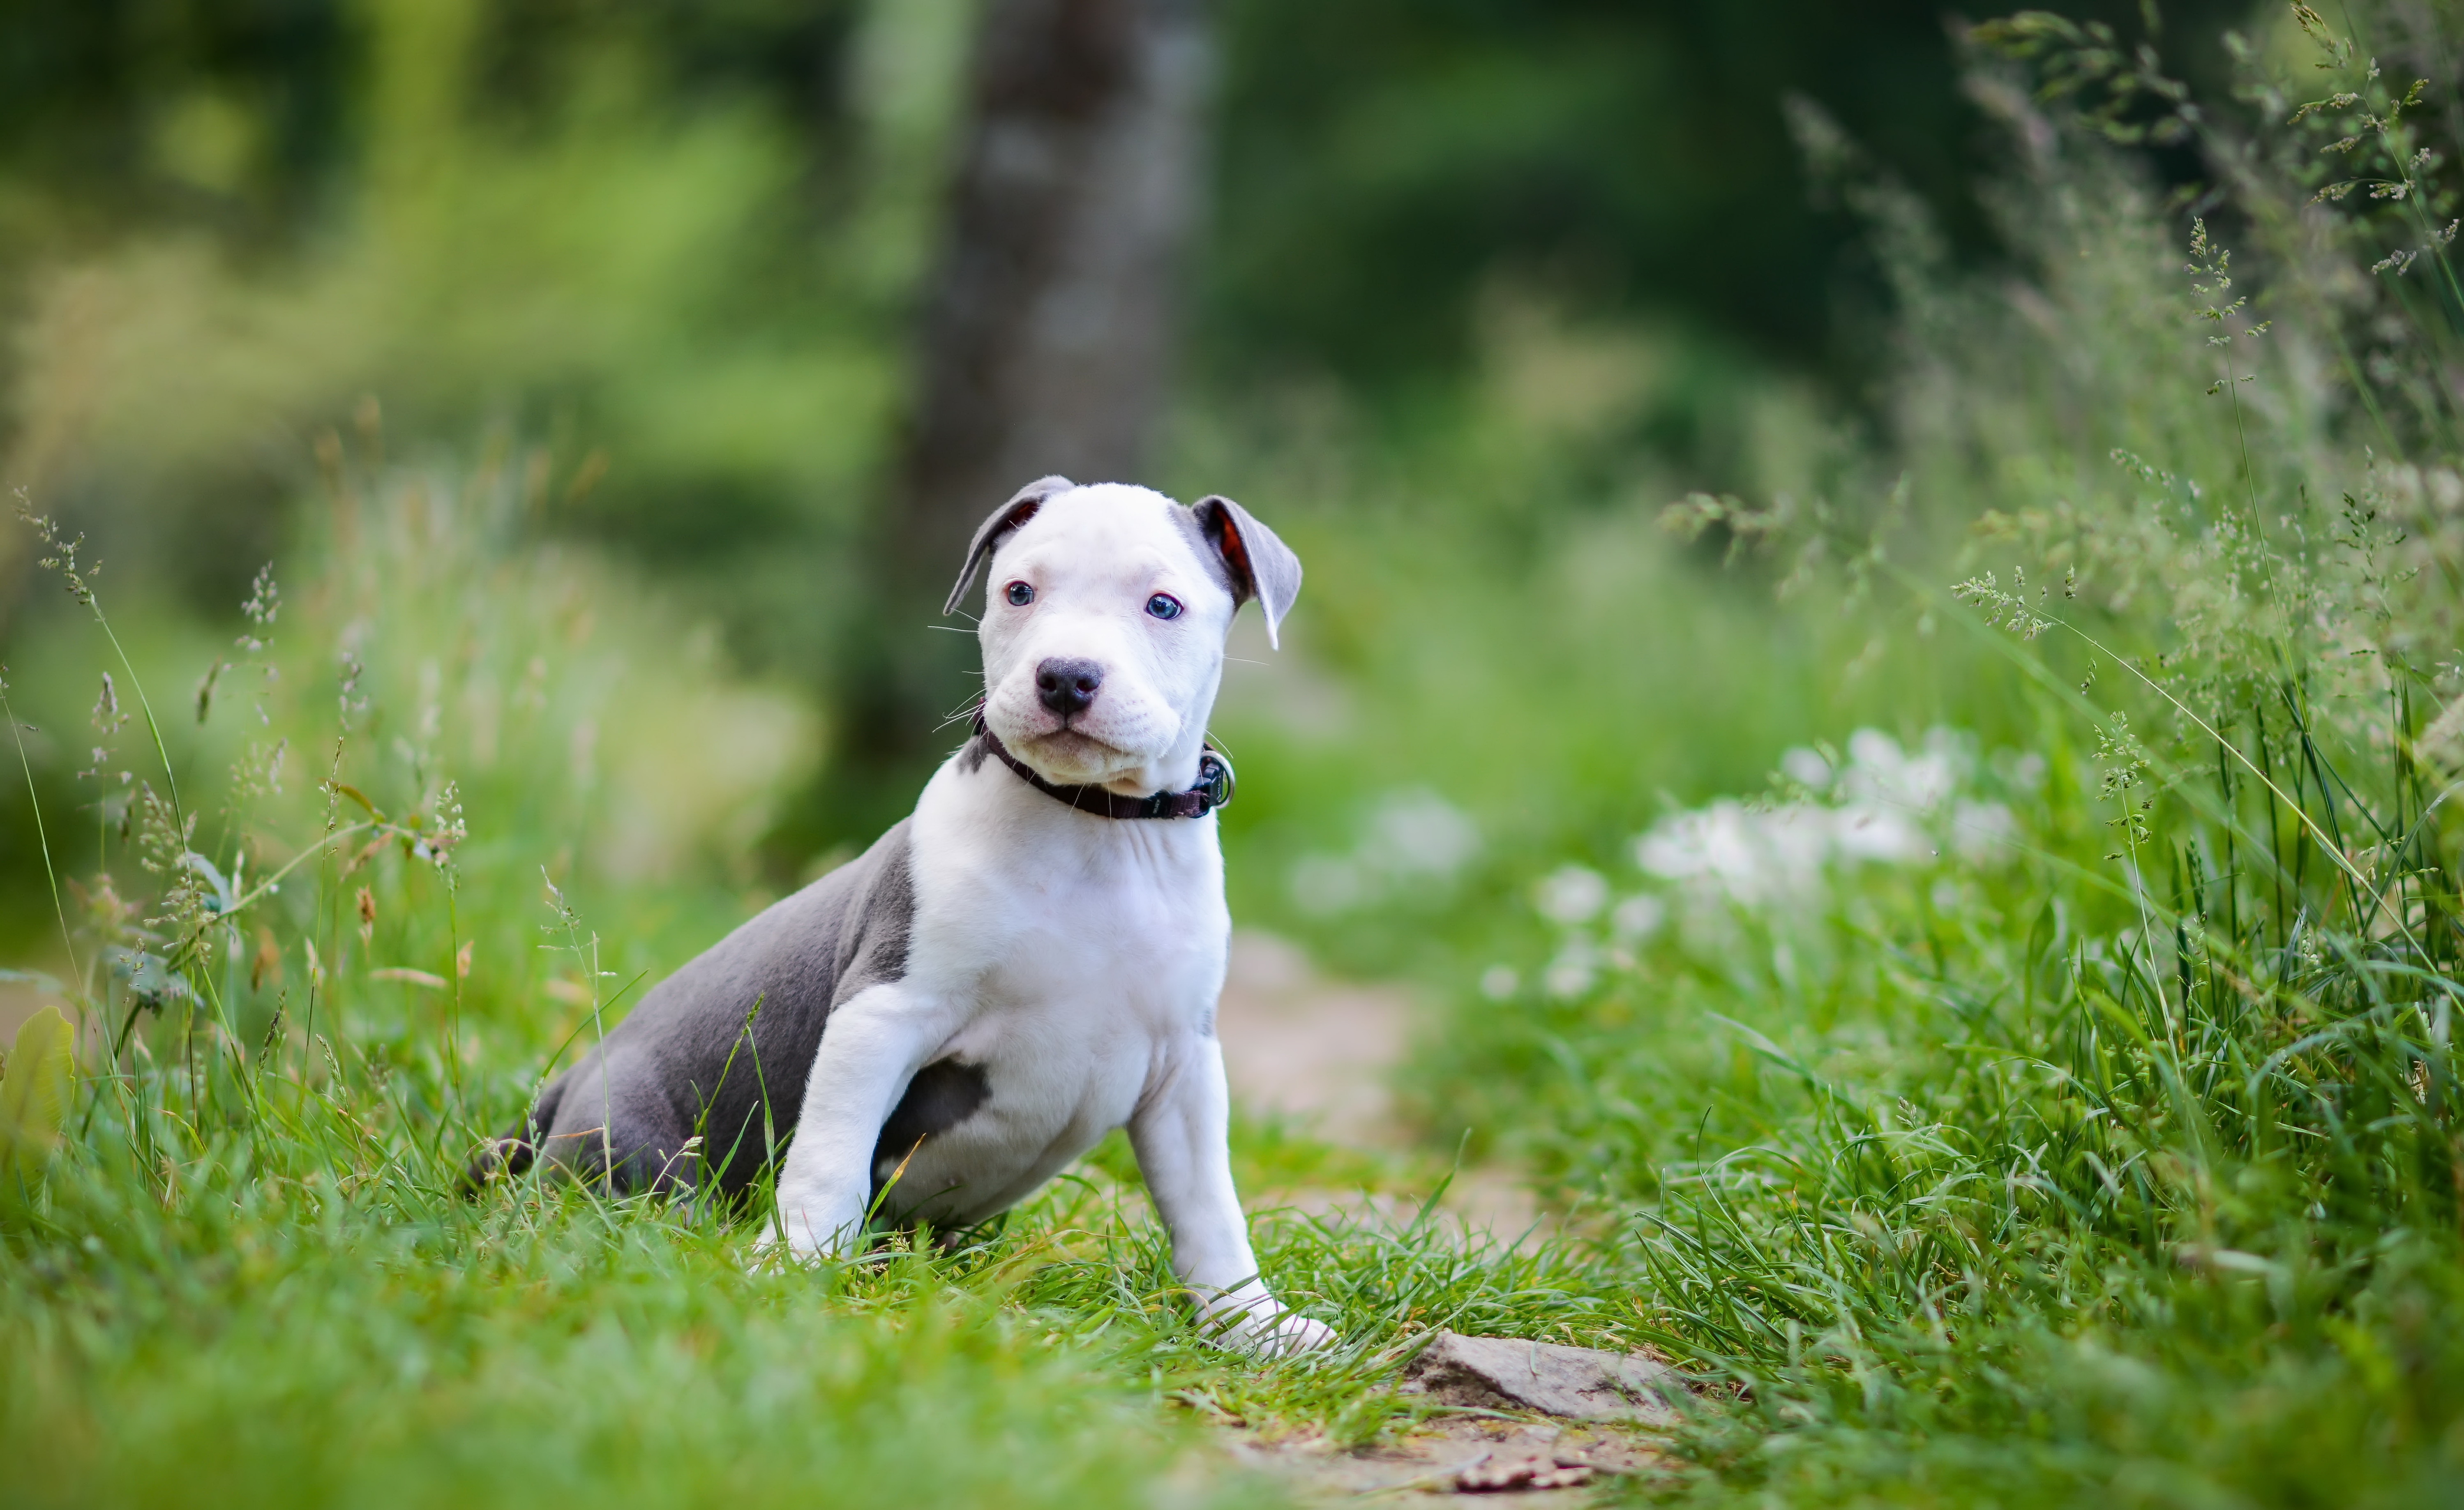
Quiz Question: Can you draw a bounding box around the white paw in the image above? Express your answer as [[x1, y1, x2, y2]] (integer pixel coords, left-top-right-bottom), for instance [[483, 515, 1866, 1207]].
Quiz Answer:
[[1198, 1285, 1338, 1356], [1251, 1310, 1338, 1357], [756, 1196, 864, 1265], [745, 1217, 816, 1267]]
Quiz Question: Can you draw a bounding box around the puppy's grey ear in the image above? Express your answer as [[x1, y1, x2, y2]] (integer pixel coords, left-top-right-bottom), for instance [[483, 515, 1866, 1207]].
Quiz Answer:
[[1192, 495, 1303, 648], [945, 476, 1073, 616]]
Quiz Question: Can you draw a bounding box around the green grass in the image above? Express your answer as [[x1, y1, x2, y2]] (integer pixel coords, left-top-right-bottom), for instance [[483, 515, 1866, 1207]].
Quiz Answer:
[[7, 1179, 1241, 1510], [2, 1095, 1634, 1510]]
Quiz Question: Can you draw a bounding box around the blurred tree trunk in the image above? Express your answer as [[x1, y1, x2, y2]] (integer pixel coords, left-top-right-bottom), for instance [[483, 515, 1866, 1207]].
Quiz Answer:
[[899, 0, 1210, 551], [816, 0, 1212, 844]]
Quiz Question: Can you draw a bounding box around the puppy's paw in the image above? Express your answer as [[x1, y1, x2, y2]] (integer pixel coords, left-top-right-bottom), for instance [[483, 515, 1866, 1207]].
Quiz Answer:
[[1250, 1310, 1338, 1357], [753, 1198, 866, 1267], [744, 1225, 789, 1268], [1197, 1284, 1338, 1357]]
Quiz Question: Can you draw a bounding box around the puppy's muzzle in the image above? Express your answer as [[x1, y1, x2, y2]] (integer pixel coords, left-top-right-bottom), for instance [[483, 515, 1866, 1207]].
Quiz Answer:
[[1036, 657, 1104, 717]]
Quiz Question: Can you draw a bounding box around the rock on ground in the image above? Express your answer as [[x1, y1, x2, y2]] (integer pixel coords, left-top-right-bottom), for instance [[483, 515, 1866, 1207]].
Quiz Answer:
[[1223, 1416, 1662, 1504], [1402, 1330, 1685, 1425]]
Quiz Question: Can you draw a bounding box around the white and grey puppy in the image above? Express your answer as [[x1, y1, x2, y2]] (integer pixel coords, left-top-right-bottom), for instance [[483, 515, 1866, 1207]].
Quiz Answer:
[[473, 477, 1331, 1353]]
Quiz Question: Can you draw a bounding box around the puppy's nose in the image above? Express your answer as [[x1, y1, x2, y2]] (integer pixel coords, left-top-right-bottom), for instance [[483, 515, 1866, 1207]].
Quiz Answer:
[[1036, 657, 1104, 717]]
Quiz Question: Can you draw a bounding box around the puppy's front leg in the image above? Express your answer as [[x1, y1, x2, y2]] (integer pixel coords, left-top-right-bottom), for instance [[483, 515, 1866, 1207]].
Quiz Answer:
[[771, 983, 953, 1258], [1128, 1036, 1335, 1355]]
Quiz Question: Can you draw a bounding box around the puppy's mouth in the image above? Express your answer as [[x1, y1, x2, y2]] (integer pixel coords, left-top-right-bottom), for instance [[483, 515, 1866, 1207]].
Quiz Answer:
[[1018, 725, 1134, 777], [981, 684, 1174, 786]]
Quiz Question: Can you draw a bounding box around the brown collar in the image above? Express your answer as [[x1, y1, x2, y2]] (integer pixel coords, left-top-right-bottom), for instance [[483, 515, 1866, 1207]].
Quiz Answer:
[[970, 709, 1233, 820]]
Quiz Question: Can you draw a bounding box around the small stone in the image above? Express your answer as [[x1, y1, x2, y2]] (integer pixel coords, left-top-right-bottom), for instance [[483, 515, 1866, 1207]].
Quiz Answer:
[[1454, 1456, 1594, 1493], [1404, 1330, 1685, 1424]]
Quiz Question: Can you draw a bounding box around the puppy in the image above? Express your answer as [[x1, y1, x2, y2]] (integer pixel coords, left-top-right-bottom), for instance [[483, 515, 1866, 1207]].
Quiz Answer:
[[473, 478, 1331, 1353]]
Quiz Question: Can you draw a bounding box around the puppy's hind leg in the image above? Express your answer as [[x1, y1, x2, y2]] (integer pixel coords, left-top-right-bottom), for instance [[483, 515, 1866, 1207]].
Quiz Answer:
[[540, 1052, 702, 1200], [461, 1073, 570, 1194]]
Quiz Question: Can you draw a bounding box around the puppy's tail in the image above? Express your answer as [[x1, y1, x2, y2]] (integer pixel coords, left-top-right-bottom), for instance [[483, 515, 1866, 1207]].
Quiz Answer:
[[460, 1075, 568, 1197]]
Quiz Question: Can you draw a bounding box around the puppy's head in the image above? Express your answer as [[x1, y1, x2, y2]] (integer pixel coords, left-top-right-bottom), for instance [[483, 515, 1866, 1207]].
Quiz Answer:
[[947, 479, 1301, 793]]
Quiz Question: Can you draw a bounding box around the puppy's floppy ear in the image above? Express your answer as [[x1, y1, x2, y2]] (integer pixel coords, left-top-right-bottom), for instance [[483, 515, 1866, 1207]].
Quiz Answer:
[[1192, 494, 1303, 649], [945, 475, 1074, 616]]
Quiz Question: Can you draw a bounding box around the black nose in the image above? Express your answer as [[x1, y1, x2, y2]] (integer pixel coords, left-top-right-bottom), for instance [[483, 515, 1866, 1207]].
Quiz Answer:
[[1036, 657, 1103, 717]]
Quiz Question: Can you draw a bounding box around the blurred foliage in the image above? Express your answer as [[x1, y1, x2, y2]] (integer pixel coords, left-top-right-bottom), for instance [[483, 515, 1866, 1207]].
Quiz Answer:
[[0, 0, 349, 240], [0, 0, 952, 671], [0, 0, 861, 236], [3, 431, 816, 1007], [1202, 0, 2253, 396], [0, 0, 2256, 620], [0, 0, 2264, 896]]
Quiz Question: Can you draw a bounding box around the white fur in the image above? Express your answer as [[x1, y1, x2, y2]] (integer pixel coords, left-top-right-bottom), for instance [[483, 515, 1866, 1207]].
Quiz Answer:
[[771, 484, 1331, 1355]]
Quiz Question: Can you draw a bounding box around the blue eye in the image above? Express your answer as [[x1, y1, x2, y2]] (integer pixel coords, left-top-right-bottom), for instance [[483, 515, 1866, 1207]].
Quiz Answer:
[[1146, 593, 1183, 620], [1005, 581, 1034, 606]]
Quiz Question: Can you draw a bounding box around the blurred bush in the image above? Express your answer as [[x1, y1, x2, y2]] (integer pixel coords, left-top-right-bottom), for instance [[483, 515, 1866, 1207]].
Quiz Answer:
[[5, 431, 814, 1040], [1202, 0, 2251, 392], [0, 0, 968, 669]]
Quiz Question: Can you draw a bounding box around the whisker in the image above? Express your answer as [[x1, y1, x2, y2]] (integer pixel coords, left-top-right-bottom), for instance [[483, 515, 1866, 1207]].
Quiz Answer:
[[933, 692, 988, 734]]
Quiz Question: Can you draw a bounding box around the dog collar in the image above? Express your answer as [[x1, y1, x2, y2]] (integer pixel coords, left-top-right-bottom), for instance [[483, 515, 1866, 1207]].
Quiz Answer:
[[970, 709, 1234, 820]]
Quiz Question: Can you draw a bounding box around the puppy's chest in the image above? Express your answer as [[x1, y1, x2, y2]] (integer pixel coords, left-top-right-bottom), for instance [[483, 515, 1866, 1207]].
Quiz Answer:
[[938, 859, 1225, 1064], [908, 841, 1224, 1128]]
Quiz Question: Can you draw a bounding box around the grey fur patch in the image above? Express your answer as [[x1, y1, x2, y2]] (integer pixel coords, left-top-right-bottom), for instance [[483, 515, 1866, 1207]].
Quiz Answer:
[[955, 734, 992, 775], [1192, 494, 1303, 647], [520, 819, 918, 1201], [946, 476, 1075, 616], [872, 1058, 992, 1193], [1166, 500, 1239, 596]]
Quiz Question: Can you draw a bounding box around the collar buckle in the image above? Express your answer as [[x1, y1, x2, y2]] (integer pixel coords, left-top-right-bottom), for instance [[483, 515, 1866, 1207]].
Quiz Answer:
[[1194, 752, 1234, 814]]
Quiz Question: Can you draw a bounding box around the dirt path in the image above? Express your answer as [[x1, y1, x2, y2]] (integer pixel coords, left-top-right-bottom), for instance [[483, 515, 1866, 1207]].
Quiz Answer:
[[1206, 934, 1677, 1503], [1214, 931, 1546, 1239], [1215, 931, 1412, 1146], [1223, 1415, 1663, 1505]]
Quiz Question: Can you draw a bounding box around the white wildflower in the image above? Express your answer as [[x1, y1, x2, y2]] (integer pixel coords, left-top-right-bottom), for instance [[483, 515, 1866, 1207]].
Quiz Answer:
[[1534, 865, 1609, 924], [1288, 788, 1480, 915], [1951, 800, 2019, 862], [1363, 788, 1479, 878], [1780, 745, 1834, 790], [1543, 940, 1599, 1000], [1633, 726, 2027, 911], [1609, 893, 1666, 943]]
